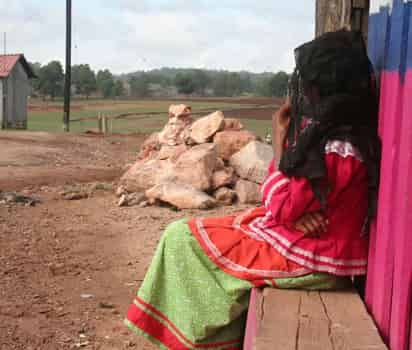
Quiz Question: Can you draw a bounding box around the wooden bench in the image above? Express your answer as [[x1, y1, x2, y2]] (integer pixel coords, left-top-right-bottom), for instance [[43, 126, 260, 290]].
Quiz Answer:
[[243, 288, 388, 350]]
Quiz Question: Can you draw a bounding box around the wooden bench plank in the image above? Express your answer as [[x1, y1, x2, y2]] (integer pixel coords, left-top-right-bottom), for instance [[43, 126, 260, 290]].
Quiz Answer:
[[320, 291, 388, 350], [298, 291, 334, 350], [245, 288, 388, 350], [254, 289, 301, 350]]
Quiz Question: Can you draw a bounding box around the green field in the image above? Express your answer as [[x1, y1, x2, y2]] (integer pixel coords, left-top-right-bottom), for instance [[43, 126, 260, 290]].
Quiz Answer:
[[28, 99, 273, 138]]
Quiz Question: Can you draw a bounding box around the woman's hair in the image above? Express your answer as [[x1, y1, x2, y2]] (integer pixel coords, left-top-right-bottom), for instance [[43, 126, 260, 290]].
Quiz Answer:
[[279, 30, 381, 224]]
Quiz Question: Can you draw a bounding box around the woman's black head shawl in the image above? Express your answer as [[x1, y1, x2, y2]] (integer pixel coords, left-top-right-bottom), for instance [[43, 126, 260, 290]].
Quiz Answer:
[[279, 30, 381, 224]]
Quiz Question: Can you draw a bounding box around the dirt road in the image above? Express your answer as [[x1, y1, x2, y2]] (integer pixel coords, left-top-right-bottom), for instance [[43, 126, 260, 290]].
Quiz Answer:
[[0, 132, 246, 350]]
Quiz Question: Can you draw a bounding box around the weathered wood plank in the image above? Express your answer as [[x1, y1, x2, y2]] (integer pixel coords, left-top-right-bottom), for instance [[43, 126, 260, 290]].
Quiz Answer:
[[316, 0, 369, 40], [316, 0, 352, 36], [298, 292, 333, 350], [254, 289, 301, 350], [247, 288, 387, 350], [320, 290, 388, 350]]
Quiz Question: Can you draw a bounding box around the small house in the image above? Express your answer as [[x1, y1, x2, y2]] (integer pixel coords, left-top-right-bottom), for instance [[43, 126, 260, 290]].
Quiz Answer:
[[0, 54, 36, 129]]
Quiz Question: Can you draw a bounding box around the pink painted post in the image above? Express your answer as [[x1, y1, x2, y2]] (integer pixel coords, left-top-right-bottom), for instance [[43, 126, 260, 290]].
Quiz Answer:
[[365, 4, 392, 324], [367, 1, 412, 349], [389, 68, 412, 350], [366, 2, 410, 342], [367, 70, 403, 339], [243, 288, 259, 350]]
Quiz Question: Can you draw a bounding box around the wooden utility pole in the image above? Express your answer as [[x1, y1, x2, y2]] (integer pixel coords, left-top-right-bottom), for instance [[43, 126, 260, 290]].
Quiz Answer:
[[315, 0, 370, 41], [63, 0, 72, 132]]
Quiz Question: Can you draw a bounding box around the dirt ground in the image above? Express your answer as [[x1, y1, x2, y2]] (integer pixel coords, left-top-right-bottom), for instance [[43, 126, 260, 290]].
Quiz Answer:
[[0, 131, 247, 350]]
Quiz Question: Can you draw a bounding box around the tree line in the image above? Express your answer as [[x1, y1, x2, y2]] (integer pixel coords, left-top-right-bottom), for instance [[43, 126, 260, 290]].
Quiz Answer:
[[30, 61, 290, 100]]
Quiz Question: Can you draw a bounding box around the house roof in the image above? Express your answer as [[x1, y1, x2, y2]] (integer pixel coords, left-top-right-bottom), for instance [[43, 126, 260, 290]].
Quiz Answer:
[[0, 54, 36, 79]]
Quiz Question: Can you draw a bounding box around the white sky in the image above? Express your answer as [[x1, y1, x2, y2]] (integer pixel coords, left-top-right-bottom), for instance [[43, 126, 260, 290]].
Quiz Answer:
[[0, 1, 316, 74]]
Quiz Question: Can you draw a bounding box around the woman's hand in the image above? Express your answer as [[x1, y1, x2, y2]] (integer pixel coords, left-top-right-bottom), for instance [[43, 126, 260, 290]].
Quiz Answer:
[[294, 212, 328, 237], [272, 99, 292, 164]]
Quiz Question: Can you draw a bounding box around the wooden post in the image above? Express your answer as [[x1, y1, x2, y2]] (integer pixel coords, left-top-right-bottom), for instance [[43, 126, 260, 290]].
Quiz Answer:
[[63, 0, 72, 132], [315, 0, 370, 41], [102, 115, 108, 135], [98, 112, 102, 133]]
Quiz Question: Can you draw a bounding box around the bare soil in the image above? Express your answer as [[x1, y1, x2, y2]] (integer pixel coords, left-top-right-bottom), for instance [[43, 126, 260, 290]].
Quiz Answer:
[[0, 132, 143, 191], [223, 107, 276, 120], [0, 131, 246, 350]]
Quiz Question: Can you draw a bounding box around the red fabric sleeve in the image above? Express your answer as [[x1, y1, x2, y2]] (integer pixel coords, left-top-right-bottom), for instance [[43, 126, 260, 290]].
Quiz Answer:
[[267, 158, 276, 174], [261, 153, 364, 224]]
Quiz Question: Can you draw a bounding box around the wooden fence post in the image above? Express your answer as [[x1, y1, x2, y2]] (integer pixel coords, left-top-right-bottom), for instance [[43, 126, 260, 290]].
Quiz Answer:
[[102, 115, 108, 135], [98, 112, 102, 133]]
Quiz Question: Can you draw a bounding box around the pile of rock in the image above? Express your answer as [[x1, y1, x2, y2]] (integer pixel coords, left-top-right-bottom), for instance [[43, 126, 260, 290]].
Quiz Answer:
[[117, 104, 273, 209]]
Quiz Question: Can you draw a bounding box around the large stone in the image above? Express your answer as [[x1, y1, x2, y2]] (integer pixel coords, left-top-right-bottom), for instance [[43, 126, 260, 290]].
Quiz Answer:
[[118, 192, 146, 207], [215, 157, 225, 171], [157, 144, 188, 162], [169, 143, 218, 191], [146, 183, 217, 209], [230, 141, 273, 184], [190, 111, 225, 144], [214, 130, 257, 161], [214, 187, 237, 206], [235, 180, 262, 204], [212, 167, 237, 190], [223, 118, 244, 131], [138, 132, 161, 160], [168, 104, 192, 118], [120, 159, 173, 192], [158, 116, 193, 146]]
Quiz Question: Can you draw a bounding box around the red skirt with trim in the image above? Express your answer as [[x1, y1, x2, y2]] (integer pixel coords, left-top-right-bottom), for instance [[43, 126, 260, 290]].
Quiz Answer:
[[188, 207, 311, 287]]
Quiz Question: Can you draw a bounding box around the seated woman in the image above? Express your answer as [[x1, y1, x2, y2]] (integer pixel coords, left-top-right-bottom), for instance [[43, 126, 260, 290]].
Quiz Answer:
[[124, 30, 381, 350]]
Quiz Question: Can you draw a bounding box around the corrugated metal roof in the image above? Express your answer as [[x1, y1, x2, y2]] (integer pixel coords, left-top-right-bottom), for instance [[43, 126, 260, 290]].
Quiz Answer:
[[0, 54, 36, 79]]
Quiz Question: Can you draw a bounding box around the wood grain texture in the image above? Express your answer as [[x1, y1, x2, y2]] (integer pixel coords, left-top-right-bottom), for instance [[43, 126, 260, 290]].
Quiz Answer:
[[298, 292, 333, 350], [316, 0, 369, 40], [248, 288, 387, 350], [254, 289, 300, 350], [320, 291, 388, 350]]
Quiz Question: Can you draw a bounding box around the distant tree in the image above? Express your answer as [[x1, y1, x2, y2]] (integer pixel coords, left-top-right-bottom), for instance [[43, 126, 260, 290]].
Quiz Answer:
[[227, 73, 242, 96], [96, 69, 115, 98], [145, 71, 171, 87], [239, 75, 253, 93], [29, 62, 42, 95], [72, 64, 96, 99], [114, 80, 125, 97], [268, 71, 289, 97], [129, 75, 150, 97], [213, 74, 227, 96], [174, 73, 195, 95], [38, 61, 64, 100], [213, 72, 242, 97], [258, 72, 290, 97], [192, 70, 210, 95]]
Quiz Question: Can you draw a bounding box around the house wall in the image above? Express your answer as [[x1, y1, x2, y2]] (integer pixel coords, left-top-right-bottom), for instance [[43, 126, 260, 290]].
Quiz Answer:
[[366, 1, 412, 350], [4, 61, 29, 129]]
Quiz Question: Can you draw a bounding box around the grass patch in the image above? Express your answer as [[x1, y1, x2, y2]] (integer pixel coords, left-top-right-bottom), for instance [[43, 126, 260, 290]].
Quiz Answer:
[[28, 100, 248, 133], [27, 99, 273, 138], [241, 119, 272, 139]]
